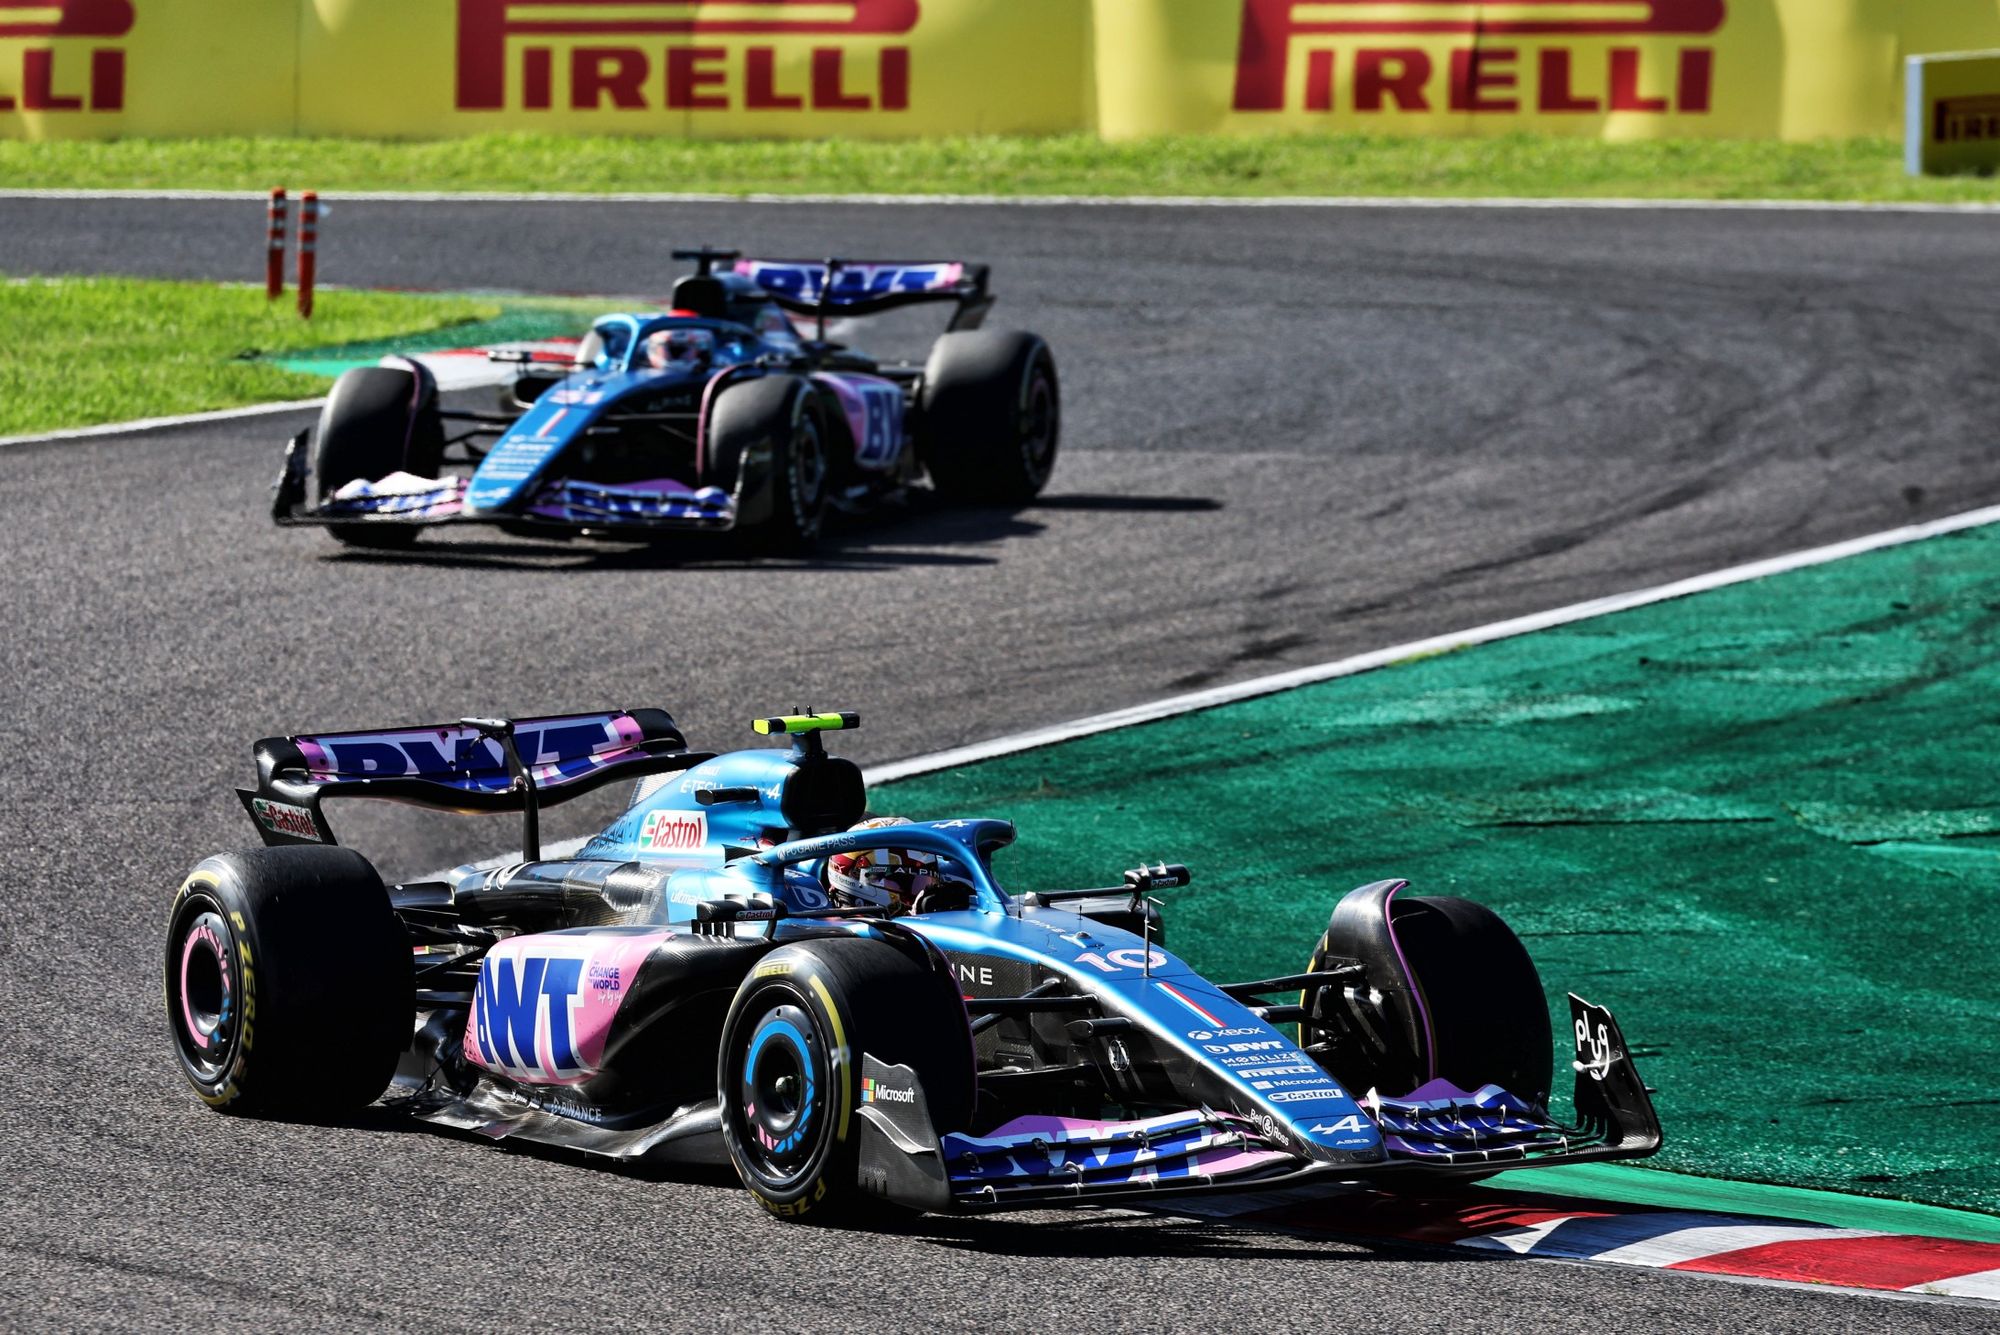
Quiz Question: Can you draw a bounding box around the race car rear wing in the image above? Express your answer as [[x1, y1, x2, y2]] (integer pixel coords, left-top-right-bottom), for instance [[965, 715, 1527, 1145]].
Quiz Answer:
[[236, 708, 711, 852], [734, 257, 994, 331]]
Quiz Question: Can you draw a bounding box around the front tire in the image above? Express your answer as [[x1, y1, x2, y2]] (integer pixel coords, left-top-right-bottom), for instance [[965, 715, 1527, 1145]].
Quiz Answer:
[[919, 330, 1059, 505], [706, 375, 830, 555], [312, 364, 443, 550], [163, 846, 413, 1116], [1302, 887, 1552, 1106], [718, 937, 973, 1222]]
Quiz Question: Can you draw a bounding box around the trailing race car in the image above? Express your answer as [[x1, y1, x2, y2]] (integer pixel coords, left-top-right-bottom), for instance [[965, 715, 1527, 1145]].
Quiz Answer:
[[167, 711, 1661, 1221], [270, 248, 1059, 551]]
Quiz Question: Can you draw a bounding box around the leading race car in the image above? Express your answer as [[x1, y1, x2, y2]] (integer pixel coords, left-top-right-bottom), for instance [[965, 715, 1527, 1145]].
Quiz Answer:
[[270, 248, 1059, 552], [166, 711, 1661, 1221]]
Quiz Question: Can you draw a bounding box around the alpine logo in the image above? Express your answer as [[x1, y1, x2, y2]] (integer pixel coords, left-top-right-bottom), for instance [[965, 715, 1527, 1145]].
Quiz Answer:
[[638, 809, 707, 853], [1309, 1116, 1370, 1135]]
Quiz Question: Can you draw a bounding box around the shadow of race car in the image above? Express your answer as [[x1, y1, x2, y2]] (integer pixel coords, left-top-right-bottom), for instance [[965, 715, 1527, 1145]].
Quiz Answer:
[[271, 248, 1059, 552], [166, 711, 1661, 1221]]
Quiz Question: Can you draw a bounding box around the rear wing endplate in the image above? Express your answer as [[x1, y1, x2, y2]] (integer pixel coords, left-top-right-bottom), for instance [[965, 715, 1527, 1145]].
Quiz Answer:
[[236, 707, 709, 848]]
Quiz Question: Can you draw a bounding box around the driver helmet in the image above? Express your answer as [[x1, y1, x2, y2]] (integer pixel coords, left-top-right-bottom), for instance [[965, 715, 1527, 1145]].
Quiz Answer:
[[827, 816, 943, 915], [643, 327, 715, 370]]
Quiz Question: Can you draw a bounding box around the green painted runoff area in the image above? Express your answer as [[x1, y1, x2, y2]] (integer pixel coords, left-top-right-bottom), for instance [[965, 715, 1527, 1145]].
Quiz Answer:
[[270, 300, 603, 379], [878, 524, 2000, 1225]]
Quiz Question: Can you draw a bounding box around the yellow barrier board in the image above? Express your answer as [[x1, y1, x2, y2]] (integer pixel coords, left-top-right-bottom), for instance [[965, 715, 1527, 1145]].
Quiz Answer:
[[0, 0, 294, 139], [1095, 0, 2000, 141], [1906, 48, 2000, 174], [5, 0, 2000, 142], [298, 0, 1088, 139]]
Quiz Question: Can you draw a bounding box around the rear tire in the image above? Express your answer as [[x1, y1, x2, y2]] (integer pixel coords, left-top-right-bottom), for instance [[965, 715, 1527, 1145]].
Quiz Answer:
[[919, 330, 1059, 504], [706, 375, 830, 555], [1303, 891, 1551, 1105], [163, 846, 413, 1117], [312, 364, 443, 550], [718, 937, 974, 1222]]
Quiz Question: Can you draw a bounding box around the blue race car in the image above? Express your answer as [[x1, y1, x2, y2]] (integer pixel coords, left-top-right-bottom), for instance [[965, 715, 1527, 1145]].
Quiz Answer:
[[167, 711, 1660, 1221], [271, 248, 1059, 551]]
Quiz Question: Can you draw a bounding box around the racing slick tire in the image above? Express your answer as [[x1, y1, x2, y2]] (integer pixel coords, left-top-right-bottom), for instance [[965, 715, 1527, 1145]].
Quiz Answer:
[[1301, 888, 1552, 1108], [918, 330, 1059, 505], [706, 374, 830, 556], [164, 845, 413, 1117], [311, 364, 444, 550], [718, 937, 974, 1223]]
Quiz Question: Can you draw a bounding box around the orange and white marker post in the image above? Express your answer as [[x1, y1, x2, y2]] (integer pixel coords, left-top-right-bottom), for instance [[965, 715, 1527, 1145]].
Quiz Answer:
[[296, 190, 320, 319], [265, 188, 287, 301]]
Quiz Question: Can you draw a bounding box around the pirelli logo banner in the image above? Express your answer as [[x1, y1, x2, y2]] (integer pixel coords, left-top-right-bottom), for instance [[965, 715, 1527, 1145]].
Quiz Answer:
[[3, 0, 1997, 141], [0, 0, 129, 113], [453, 0, 919, 115], [1099, 0, 2000, 142], [1231, 0, 1724, 117]]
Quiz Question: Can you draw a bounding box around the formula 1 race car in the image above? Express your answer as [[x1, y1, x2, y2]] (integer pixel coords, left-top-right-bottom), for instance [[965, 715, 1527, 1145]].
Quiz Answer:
[[270, 248, 1059, 551], [166, 711, 1661, 1221]]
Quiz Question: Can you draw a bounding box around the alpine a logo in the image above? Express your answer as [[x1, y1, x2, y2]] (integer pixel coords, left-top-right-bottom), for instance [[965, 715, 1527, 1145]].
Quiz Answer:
[[455, 0, 919, 114], [0, 0, 132, 113], [1232, 0, 1725, 116]]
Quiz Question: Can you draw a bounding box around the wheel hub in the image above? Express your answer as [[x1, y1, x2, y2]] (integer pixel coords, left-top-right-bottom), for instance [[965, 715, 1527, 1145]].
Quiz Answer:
[[736, 1004, 824, 1178]]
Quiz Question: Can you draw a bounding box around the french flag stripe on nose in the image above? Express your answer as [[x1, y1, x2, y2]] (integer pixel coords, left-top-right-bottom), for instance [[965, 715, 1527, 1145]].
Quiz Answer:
[[1155, 981, 1226, 1027]]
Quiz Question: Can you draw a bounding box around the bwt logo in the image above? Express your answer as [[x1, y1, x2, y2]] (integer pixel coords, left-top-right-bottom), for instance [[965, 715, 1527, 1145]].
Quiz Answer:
[[0, 0, 131, 114], [472, 953, 584, 1076], [456, 0, 920, 114], [1233, 0, 1725, 117], [314, 720, 616, 783]]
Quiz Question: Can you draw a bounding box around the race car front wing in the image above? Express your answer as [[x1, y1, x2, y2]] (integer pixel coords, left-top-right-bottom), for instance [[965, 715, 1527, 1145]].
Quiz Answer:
[[854, 994, 1663, 1213], [271, 432, 737, 536]]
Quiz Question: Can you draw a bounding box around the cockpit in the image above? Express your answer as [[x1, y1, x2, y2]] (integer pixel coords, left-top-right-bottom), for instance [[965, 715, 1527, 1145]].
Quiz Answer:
[[574, 313, 767, 376]]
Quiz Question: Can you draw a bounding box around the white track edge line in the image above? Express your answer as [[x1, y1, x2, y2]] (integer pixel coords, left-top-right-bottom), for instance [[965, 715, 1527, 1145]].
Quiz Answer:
[[439, 498, 2000, 877], [865, 499, 2000, 783], [3, 187, 1998, 214], [0, 396, 326, 448]]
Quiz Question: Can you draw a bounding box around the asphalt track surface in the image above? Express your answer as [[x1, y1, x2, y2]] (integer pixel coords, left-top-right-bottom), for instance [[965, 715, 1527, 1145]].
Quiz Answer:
[[5, 197, 2000, 1330]]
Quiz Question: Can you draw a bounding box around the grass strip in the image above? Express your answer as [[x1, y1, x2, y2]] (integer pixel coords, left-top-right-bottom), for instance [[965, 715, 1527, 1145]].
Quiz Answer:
[[0, 276, 504, 436], [878, 524, 2000, 1215], [6, 133, 2000, 203]]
